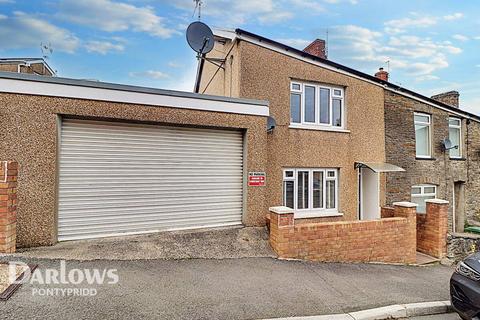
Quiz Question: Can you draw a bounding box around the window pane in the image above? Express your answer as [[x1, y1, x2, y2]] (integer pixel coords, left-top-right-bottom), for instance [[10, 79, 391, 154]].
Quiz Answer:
[[424, 186, 436, 194], [332, 99, 342, 127], [449, 118, 461, 126], [297, 171, 309, 209], [411, 187, 421, 195], [326, 180, 336, 209], [284, 181, 294, 209], [291, 83, 301, 91], [415, 114, 430, 123], [304, 86, 315, 122], [290, 93, 301, 123], [333, 89, 342, 96], [313, 171, 324, 209], [327, 170, 336, 178], [319, 88, 330, 124], [285, 170, 294, 178], [449, 127, 461, 157], [415, 124, 430, 156]]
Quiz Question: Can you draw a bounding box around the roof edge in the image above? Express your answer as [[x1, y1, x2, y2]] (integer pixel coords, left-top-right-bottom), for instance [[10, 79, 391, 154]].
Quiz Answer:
[[233, 28, 480, 122]]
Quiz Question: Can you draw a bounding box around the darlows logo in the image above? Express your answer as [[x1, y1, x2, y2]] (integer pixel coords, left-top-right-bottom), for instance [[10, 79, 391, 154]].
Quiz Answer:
[[8, 261, 119, 297]]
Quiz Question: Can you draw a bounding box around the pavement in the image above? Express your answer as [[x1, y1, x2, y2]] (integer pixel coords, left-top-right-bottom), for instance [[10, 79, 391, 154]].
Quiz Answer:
[[0, 257, 455, 320], [410, 314, 461, 319], [9, 226, 275, 260]]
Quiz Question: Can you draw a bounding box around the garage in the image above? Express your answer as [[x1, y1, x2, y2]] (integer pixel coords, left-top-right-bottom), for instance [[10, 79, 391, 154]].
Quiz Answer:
[[58, 119, 245, 241]]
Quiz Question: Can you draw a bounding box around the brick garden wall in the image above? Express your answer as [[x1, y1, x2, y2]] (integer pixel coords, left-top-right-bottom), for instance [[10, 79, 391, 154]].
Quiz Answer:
[[417, 200, 449, 258], [0, 161, 18, 253], [269, 203, 417, 264]]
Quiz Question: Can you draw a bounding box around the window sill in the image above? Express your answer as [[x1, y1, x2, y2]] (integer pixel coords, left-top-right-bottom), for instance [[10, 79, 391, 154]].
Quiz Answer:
[[294, 211, 344, 219], [289, 124, 350, 133], [415, 157, 436, 161], [450, 157, 466, 161]]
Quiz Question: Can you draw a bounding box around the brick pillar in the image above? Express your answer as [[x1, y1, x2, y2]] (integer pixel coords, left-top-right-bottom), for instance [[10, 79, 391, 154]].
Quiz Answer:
[[393, 202, 418, 263], [268, 206, 294, 258], [0, 161, 18, 253], [418, 199, 449, 258]]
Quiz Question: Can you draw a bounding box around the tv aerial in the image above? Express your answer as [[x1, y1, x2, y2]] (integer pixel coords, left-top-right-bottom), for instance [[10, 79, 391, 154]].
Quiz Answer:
[[40, 42, 53, 60], [442, 138, 458, 151]]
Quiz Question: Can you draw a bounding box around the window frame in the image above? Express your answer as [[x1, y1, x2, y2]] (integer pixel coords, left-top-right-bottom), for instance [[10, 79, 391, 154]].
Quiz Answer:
[[448, 117, 462, 159], [414, 112, 432, 159], [411, 184, 437, 214], [290, 81, 345, 130], [283, 168, 340, 218]]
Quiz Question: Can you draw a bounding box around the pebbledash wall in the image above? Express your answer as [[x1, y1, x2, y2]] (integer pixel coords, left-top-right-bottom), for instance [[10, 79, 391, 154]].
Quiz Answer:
[[200, 37, 387, 222], [384, 90, 480, 231], [0, 72, 269, 247]]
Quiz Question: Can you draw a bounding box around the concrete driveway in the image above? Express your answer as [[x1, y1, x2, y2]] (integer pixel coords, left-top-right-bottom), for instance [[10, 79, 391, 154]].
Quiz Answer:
[[0, 257, 454, 320]]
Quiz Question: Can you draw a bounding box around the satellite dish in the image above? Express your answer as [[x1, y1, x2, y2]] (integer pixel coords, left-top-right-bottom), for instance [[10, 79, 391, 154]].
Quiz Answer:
[[442, 138, 453, 150], [186, 21, 214, 55], [267, 116, 276, 132]]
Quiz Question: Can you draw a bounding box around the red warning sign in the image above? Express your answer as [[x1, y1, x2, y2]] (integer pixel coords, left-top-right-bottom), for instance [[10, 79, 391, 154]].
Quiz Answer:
[[248, 172, 266, 187]]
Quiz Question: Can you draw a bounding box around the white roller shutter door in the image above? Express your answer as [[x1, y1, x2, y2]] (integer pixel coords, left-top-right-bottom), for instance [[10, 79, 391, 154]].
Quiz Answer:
[[58, 119, 244, 241]]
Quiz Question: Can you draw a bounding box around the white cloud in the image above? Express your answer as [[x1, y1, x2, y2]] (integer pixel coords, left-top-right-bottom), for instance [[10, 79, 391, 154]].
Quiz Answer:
[[276, 38, 311, 49], [329, 24, 462, 80], [57, 0, 179, 38], [169, 0, 292, 26], [129, 70, 170, 79], [415, 75, 440, 82], [0, 0, 14, 3], [85, 40, 125, 55], [476, 64, 480, 68], [444, 12, 464, 21], [289, 0, 325, 13], [384, 16, 437, 30], [168, 61, 183, 68], [0, 11, 79, 53], [452, 34, 469, 42], [323, 0, 358, 4]]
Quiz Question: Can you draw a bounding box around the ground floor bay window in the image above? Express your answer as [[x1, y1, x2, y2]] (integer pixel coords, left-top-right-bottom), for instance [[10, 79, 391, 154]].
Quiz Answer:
[[283, 168, 339, 218]]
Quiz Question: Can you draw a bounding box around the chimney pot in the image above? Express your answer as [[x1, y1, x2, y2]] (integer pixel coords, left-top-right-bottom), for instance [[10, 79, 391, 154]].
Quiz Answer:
[[374, 67, 389, 82], [303, 39, 327, 59]]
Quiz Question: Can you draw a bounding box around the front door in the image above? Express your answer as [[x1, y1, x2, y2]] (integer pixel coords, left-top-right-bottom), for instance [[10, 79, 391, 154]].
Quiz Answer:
[[359, 167, 380, 220]]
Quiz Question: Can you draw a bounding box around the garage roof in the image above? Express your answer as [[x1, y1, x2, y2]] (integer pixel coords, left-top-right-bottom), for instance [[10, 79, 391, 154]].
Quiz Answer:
[[0, 71, 269, 117]]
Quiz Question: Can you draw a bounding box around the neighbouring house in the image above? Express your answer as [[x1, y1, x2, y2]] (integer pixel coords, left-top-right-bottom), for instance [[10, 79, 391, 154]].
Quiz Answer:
[[0, 58, 55, 76], [383, 85, 480, 233], [0, 72, 268, 248]]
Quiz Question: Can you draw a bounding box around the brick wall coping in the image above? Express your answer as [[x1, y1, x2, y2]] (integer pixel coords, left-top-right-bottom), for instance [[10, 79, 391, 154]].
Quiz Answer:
[[393, 201, 418, 208], [450, 232, 480, 239], [425, 199, 449, 204], [269, 206, 294, 214], [295, 217, 406, 229]]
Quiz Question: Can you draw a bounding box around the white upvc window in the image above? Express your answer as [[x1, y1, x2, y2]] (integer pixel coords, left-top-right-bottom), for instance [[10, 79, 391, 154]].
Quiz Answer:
[[414, 113, 432, 158], [449, 117, 462, 159], [290, 81, 345, 130], [411, 184, 437, 214], [283, 168, 339, 218]]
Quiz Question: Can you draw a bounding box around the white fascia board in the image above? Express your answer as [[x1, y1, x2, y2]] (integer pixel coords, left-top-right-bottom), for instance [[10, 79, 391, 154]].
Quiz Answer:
[[0, 78, 269, 117], [236, 33, 478, 122]]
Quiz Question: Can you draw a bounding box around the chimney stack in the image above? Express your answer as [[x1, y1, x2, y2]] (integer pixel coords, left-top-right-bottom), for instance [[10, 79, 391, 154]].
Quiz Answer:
[[303, 39, 327, 59], [374, 67, 389, 82], [431, 91, 459, 108]]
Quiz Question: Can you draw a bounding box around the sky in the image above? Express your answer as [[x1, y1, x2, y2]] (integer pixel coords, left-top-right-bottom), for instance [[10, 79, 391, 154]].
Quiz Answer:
[[0, 0, 479, 114]]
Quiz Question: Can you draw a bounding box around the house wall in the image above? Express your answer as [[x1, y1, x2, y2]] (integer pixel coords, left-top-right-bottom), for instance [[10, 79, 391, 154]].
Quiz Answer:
[[0, 92, 268, 247], [198, 39, 241, 97], [0, 63, 53, 76], [384, 90, 480, 230], [234, 41, 386, 221]]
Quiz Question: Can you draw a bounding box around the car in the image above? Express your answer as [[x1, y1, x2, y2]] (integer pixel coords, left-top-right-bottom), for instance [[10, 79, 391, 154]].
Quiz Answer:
[[451, 252, 480, 320]]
